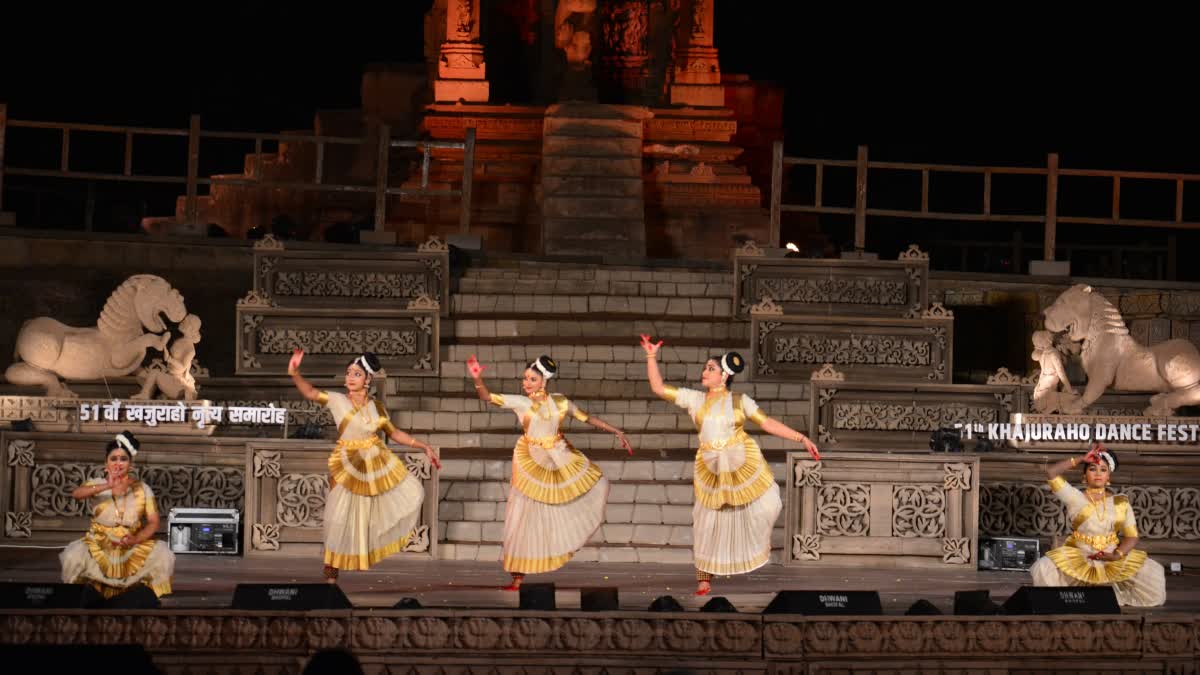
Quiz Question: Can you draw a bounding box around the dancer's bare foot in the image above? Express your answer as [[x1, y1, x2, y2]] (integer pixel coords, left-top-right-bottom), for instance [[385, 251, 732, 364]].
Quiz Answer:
[[695, 580, 711, 596], [501, 574, 523, 591], [323, 565, 339, 584]]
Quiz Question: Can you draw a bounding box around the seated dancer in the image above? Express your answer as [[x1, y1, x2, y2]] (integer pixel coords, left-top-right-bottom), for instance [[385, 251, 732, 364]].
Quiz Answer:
[[640, 335, 821, 596], [289, 349, 439, 582], [469, 354, 632, 591], [1030, 441, 1166, 606], [61, 431, 175, 599]]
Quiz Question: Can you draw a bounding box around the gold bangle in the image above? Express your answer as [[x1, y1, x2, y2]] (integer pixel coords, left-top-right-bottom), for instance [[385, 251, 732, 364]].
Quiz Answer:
[[1070, 457, 1077, 467]]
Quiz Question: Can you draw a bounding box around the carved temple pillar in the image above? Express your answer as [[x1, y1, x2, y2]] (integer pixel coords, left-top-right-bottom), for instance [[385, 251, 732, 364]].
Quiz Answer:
[[596, 1, 651, 103], [434, 0, 491, 103], [669, 0, 723, 107]]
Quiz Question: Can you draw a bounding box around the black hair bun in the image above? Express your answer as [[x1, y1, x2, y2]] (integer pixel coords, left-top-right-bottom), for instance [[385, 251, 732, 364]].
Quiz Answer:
[[362, 352, 382, 373], [722, 352, 745, 375], [535, 355, 557, 374]]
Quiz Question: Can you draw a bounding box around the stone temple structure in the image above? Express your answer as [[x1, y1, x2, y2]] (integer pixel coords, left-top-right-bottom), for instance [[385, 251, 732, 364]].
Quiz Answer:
[[180, 0, 785, 261]]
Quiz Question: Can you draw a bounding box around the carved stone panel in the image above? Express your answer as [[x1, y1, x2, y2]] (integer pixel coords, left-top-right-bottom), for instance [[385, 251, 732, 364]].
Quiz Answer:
[[253, 243, 450, 316], [245, 442, 437, 558], [30, 463, 243, 519], [235, 305, 439, 376], [810, 382, 1018, 450], [751, 314, 952, 383], [733, 253, 928, 319], [786, 452, 979, 567]]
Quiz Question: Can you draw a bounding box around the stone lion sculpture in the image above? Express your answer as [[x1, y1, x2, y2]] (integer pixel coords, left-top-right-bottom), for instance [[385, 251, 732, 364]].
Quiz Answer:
[[5, 275, 187, 397], [1042, 284, 1200, 416]]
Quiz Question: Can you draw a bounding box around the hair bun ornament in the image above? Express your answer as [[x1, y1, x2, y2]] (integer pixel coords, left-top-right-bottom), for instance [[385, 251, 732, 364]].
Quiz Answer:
[[532, 355, 557, 379], [720, 352, 745, 376], [114, 430, 139, 456], [355, 352, 381, 376]]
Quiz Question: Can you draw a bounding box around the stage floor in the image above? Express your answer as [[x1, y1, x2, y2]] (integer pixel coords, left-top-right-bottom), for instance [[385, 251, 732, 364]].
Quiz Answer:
[[2, 549, 1197, 614]]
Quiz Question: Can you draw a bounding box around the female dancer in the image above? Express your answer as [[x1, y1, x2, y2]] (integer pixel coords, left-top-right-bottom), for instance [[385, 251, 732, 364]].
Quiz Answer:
[[469, 354, 632, 590], [1030, 442, 1166, 606], [289, 349, 438, 581], [61, 431, 175, 599], [640, 335, 820, 596]]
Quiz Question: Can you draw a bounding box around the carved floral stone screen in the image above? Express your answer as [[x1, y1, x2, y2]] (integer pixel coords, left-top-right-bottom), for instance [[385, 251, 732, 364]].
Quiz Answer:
[[244, 443, 437, 558], [784, 452, 980, 567]]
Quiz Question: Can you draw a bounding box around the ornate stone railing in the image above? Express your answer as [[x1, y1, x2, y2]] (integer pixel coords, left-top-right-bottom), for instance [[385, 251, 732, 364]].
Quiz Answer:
[[0, 432, 244, 543], [244, 441, 437, 559], [234, 293, 440, 376], [808, 366, 1020, 450], [784, 452, 979, 567], [749, 297, 953, 383], [252, 235, 451, 317], [732, 242, 930, 319], [0, 610, 1194, 673]]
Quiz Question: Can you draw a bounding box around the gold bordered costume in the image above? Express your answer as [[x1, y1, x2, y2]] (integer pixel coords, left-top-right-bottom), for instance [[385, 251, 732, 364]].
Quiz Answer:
[[319, 390, 424, 571], [60, 479, 175, 598], [488, 391, 608, 573], [660, 385, 781, 575], [1030, 476, 1166, 606]]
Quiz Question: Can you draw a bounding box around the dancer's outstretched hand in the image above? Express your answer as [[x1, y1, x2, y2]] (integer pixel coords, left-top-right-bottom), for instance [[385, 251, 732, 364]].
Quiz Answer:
[[288, 349, 305, 375], [467, 355, 486, 379], [800, 435, 821, 462], [426, 445, 442, 471], [616, 431, 634, 456], [639, 334, 664, 357], [1083, 442, 1104, 466]]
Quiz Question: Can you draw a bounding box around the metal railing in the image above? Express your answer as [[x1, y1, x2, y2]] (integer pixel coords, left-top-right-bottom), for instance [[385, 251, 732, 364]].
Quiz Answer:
[[0, 103, 476, 234], [769, 142, 1200, 263]]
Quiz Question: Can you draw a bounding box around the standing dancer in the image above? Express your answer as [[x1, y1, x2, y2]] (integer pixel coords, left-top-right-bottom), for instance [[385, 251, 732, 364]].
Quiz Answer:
[[289, 349, 438, 582], [639, 335, 821, 596], [469, 354, 632, 590]]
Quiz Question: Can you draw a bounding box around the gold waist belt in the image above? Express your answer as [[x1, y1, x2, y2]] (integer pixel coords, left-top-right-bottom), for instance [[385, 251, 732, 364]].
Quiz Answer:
[[336, 437, 385, 451], [699, 429, 748, 452], [1071, 531, 1119, 549], [523, 434, 564, 449]]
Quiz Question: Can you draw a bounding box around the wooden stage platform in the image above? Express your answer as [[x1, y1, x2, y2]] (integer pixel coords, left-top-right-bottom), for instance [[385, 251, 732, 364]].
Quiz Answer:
[[1, 551, 1198, 673]]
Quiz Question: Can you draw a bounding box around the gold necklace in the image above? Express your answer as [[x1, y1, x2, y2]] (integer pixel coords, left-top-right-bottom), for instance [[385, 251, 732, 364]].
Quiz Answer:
[[530, 391, 551, 420], [1086, 487, 1108, 517], [111, 485, 127, 523]]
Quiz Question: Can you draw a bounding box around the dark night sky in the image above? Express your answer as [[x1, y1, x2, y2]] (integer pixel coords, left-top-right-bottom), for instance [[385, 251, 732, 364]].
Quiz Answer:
[[2, 4, 1192, 171]]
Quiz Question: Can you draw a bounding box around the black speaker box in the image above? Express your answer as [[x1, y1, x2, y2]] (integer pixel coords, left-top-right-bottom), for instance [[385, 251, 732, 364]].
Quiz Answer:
[[1002, 586, 1120, 615], [762, 590, 882, 615], [581, 586, 618, 611], [0, 582, 103, 609], [231, 583, 352, 610], [519, 583, 555, 610]]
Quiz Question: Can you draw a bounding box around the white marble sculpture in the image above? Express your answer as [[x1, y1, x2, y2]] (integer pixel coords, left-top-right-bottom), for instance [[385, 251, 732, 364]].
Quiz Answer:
[[1043, 284, 1200, 416], [1030, 329, 1079, 414], [132, 313, 202, 401], [5, 275, 187, 397]]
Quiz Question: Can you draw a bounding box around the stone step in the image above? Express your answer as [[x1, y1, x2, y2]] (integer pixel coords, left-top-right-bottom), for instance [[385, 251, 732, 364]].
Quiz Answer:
[[389, 429, 807, 454], [455, 276, 732, 298], [447, 294, 732, 318], [543, 156, 641, 177], [543, 135, 643, 157], [543, 176, 643, 197], [461, 265, 731, 284], [387, 407, 808, 435], [542, 116, 643, 139], [542, 195, 643, 219], [387, 393, 810, 417], [442, 343, 736, 365], [439, 359, 708, 382], [389, 377, 807, 403], [443, 317, 748, 340]]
